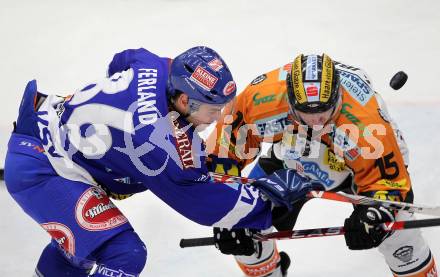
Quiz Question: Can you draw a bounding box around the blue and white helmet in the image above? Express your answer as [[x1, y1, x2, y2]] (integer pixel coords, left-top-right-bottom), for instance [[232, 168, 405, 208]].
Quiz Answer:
[[168, 46, 236, 105]]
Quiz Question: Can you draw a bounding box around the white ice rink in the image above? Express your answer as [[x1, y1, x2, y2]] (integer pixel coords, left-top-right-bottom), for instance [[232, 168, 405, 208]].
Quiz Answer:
[[1, 0, 440, 276]]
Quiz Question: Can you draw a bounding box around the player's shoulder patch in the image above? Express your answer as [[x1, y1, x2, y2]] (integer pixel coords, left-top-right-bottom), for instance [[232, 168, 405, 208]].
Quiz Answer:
[[278, 63, 292, 81], [335, 61, 374, 106], [250, 74, 267, 85]]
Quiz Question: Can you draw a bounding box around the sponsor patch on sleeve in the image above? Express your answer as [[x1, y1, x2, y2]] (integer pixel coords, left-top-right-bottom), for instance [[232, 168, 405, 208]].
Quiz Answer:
[[251, 74, 267, 85], [377, 178, 407, 189], [339, 70, 374, 106]]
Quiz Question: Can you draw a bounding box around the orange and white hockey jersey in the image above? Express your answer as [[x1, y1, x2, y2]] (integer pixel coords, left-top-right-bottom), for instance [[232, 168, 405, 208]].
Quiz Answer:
[[207, 61, 411, 200]]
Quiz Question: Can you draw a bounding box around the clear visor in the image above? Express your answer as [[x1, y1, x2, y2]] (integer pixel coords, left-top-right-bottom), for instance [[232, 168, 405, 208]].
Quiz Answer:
[[188, 98, 236, 125], [293, 109, 334, 127], [289, 88, 342, 129]]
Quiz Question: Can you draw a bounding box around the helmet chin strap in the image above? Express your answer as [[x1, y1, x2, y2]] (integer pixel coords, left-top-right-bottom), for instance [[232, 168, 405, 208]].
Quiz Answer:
[[291, 109, 308, 126], [328, 92, 343, 122], [180, 109, 191, 119]]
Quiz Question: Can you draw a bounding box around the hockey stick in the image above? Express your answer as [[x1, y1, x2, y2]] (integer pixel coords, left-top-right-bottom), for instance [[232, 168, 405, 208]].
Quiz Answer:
[[180, 217, 440, 248], [209, 172, 440, 217]]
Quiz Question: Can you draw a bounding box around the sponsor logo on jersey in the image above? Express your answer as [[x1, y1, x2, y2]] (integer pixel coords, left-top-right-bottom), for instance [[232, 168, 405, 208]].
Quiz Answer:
[[190, 66, 218, 91], [223, 81, 236, 96], [324, 149, 345, 172], [253, 92, 276, 105], [19, 140, 45, 153], [171, 117, 195, 169], [340, 103, 372, 137], [207, 58, 223, 71], [345, 147, 361, 161], [393, 246, 414, 263], [377, 178, 407, 189], [137, 68, 159, 125], [251, 74, 267, 85], [302, 161, 335, 187], [41, 222, 75, 256], [253, 92, 286, 106], [254, 113, 289, 136], [371, 190, 402, 202], [37, 110, 64, 158], [334, 62, 362, 73], [94, 264, 136, 277], [339, 70, 374, 106], [75, 187, 128, 231]]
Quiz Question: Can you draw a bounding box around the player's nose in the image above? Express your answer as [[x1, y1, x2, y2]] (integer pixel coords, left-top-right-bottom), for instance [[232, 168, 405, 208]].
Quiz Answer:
[[306, 117, 326, 127]]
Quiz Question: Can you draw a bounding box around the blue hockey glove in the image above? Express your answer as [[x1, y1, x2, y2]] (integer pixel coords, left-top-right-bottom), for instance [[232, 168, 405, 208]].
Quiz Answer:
[[252, 169, 322, 210]]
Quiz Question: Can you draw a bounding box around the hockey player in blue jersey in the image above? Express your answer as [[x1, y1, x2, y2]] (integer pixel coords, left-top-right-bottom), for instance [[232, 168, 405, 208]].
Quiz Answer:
[[4, 46, 317, 276]]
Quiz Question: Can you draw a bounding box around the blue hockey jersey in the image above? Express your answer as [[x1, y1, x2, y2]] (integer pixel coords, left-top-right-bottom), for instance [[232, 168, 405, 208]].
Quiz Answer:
[[31, 48, 272, 229]]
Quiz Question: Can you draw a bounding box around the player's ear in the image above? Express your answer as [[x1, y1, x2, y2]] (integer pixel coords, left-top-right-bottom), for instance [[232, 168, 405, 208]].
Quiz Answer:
[[180, 93, 189, 106], [174, 93, 190, 113]]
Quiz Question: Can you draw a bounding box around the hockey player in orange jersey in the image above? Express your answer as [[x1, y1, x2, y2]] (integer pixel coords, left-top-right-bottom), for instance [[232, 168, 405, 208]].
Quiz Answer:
[[207, 54, 437, 277]]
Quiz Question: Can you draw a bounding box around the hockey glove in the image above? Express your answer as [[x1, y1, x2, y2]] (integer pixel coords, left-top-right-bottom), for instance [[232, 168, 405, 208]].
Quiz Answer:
[[344, 205, 396, 250], [213, 228, 261, 257], [252, 169, 322, 211]]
